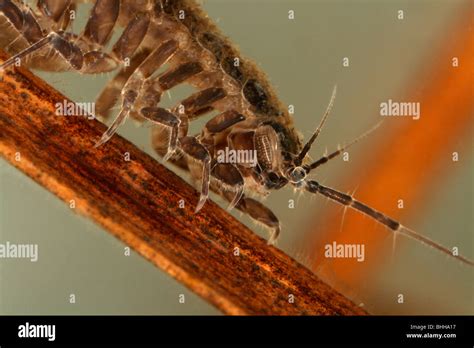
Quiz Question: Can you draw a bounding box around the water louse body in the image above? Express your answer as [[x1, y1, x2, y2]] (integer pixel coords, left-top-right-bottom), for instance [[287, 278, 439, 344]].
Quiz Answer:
[[0, 0, 471, 261]]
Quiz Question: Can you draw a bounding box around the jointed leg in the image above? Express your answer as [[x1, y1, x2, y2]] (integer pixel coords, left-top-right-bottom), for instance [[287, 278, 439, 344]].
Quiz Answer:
[[95, 49, 151, 120], [0, 2, 111, 73], [204, 110, 245, 135], [180, 136, 211, 213], [150, 107, 245, 210], [36, 0, 75, 31], [211, 163, 244, 211], [0, 31, 84, 71], [223, 191, 280, 245], [82, 0, 120, 47], [1, 0, 149, 74], [0, 0, 44, 45], [153, 87, 228, 159], [141, 107, 181, 160], [95, 39, 179, 146], [179, 87, 227, 119]]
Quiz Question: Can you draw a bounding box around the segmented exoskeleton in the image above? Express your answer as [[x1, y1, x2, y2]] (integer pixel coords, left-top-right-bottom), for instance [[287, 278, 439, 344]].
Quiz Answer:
[[0, 0, 472, 265]]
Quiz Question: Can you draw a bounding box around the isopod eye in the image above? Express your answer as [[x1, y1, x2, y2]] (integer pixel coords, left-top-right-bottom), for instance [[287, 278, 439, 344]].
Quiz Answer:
[[288, 166, 306, 183]]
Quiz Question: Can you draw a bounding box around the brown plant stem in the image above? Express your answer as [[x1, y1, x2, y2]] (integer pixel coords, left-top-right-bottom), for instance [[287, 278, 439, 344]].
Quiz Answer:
[[0, 50, 366, 315]]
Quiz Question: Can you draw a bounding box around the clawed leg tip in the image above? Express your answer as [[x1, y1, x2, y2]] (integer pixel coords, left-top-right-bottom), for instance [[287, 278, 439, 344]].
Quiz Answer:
[[94, 140, 105, 148], [94, 134, 111, 148], [163, 151, 175, 162], [267, 228, 280, 246], [266, 238, 277, 246], [226, 201, 238, 211], [194, 199, 206, 213]]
